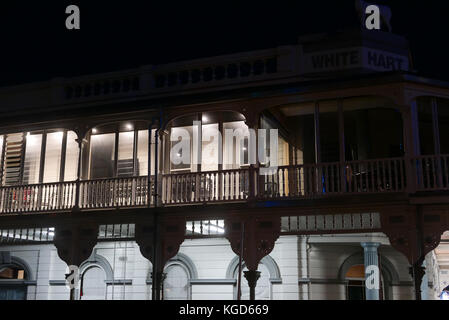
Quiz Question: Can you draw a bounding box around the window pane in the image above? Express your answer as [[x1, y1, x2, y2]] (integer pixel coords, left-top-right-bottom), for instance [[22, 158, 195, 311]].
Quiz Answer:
[[164, 265, 189, 300], [223, 121, 249, 170], [137, 130, 148, 176], [2, 133, 24, 186], [438, 99, 449, 155], [418, 98, 434, 155], [320, 102, 340, 163], [43, 132, 63, 183], [90, 133, 115, 179], [23, 133, 42, 184], [81, 267, 106, 300], [287, 113, 315, 165], [64, 131, 79, 181], [170, 126, 192, 171], [117, 131, 134, 177], [344, 108, 403, 160], [202, 123, 219, 172], [239, 264, 270, 300]]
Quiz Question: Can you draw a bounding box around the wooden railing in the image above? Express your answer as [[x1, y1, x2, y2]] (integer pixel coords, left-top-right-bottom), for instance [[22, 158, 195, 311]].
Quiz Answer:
[[0, 181, 76, 214], [257, 158, 406, 199], [412, 155, 449, 191], [79, 176, 151, 209], [161, 168, 250, 204], [1, 155, 449, 215]]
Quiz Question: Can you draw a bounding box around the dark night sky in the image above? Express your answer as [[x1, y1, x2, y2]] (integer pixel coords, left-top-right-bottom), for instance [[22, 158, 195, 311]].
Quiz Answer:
[[0, 0, 448, 87]]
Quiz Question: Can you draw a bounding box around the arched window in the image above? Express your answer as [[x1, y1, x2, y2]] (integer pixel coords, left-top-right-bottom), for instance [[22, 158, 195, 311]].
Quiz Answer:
[[163, 264, 190, 300], [78, 253, 114, 300], [227, 255, 281, 300], [80, 266, 106, 300], [238, 264, 271, 300], [0, 256, 32, 300], [159, 253, 197, 300], [0, 265, 26, 280]]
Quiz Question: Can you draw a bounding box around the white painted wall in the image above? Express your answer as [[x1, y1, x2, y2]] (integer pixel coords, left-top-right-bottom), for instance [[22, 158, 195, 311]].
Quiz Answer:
[[0, 234, 420, 300]]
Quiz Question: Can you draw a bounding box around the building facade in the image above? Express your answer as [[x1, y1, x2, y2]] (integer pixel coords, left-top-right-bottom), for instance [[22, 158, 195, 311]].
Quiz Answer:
[[1, 28, 449, 300]]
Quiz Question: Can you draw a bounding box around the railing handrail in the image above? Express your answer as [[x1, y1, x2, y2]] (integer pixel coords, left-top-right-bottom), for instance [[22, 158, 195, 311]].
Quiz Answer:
[[79, 175, 151, 184], [411, 154, 449, 160], [0, 180, 77, 189], [163, 168, 249, 177], [1, 155, 449, 215]]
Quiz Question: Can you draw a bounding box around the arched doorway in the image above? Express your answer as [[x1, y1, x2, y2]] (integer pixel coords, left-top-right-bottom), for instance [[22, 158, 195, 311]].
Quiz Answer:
[[339, 252, 399, 300]]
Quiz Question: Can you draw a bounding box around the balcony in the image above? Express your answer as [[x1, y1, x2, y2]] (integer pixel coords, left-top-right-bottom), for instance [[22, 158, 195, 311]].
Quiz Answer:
[[0, 155, 448, 215]]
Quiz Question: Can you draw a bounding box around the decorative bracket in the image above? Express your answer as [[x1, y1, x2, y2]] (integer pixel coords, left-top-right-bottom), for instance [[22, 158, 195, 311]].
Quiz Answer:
[[225, 215, 281, 271], [53, 223, 98, 267]]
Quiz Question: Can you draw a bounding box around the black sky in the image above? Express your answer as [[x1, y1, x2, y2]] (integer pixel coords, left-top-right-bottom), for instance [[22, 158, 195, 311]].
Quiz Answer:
[[0, 0, 448, 86]]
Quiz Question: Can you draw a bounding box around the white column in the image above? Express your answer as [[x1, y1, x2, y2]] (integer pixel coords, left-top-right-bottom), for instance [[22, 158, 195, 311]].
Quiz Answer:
[[361, 242, 380, 300]]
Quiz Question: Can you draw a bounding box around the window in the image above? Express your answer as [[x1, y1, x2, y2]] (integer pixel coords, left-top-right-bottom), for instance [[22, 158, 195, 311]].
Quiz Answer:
[[23, 133, 42, 184], [170, 126, 192, 172], [163, 264, 189, 300], [320, 102, 340, 163], [236, 264, 271, 300], [0, 130, 79, 186], [117, 131, 135, 177], [80, 266, 106, 300], [345, 264, 386, 300], [89, 133, 115, 179], [64, 131, 79, 181], [345, 265, 366, 300], [43, 132, 63, 183], [201, 123, 219, 172], [438, 98, 449, 155], [223, 121, 250, 169], [88, 123, 153, 179], [418, 98, 435, 155], [0, 265, 27, 300], [0, 266, 26, 280]]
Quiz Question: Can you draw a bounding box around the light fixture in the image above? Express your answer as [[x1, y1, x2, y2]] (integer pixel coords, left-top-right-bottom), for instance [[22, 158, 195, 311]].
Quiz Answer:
[[92, 128, 98, 134], [202, 115, 208, 122], [126, 123, 133, 131]]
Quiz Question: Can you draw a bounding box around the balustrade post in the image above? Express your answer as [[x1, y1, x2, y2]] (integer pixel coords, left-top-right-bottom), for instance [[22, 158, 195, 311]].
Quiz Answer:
[[74, 138, 84, 211], [401, 104, 419, 194]]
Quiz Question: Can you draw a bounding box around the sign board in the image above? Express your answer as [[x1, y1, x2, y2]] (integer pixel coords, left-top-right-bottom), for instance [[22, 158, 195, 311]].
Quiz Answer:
[[302, 47, 409, 74]]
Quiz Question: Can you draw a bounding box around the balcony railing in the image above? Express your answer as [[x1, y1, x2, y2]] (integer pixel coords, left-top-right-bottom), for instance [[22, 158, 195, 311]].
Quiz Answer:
[[162, 168, 250, 204], [0, 155, 448, 215], [0, 181, 76, 214], [412, 155, 449, 191], [258, 158, 407, 199], [80, 176, 151, 209]]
